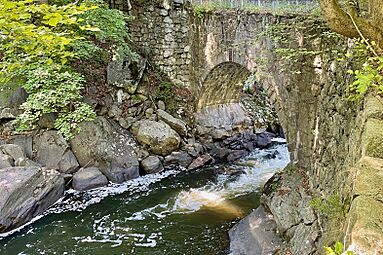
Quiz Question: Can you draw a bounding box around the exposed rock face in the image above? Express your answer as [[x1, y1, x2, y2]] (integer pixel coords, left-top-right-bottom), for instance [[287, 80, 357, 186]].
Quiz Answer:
[[229, 206, 285, 255], [70, 116, 139, 183], [164, 151, 193, 168], [135, 120, 181, 156], [72, 167, 109, 191], [157, 109, 188, 136], [141, 156, 164, 174], [33, 131, 79, 174], [195, 103, 251, 131], [107, 54, 146, 94], [0, 167, 64, 233]]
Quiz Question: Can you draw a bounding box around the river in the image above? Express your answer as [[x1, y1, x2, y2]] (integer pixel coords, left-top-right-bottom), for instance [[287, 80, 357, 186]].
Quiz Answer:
[[0, 141, 289, 255]]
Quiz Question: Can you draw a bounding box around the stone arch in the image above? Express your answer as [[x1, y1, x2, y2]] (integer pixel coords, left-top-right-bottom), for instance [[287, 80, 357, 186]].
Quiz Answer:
[[197, 62, 251, 110]]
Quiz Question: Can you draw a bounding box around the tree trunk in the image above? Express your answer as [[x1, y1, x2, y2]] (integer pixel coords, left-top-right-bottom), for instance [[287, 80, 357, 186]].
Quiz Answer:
[[318, 0, 383, 50]]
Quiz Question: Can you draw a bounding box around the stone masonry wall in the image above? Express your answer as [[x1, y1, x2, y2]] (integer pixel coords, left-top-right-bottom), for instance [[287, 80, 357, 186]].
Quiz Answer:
[[111, 0, 192, 87]]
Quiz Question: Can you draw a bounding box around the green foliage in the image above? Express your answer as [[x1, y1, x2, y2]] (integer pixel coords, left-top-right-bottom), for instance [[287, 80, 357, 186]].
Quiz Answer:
[[310, 195, 350, 222], [0, 0, 133, 139], [15, 65, 96, 139], [153, 81, 176, 102], [325, 242, 355, 255], [346, 40, 383, 100]]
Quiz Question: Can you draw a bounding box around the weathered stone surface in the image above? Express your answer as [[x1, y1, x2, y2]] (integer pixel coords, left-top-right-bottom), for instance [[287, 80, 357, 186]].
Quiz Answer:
[[229, 206, 284, 255], [135, 120, 181, 156], [255, 132, 272, 149], [195, 103, 251, 130], [164, 151, 193, 168], [0, 144, 25, 161], [157, 109, 188, 137], [141, 156, 163, 174], [211, 129, 230, 140], [0, 154, 13, 169], [72, 167, 109, 191], [354, 157, 383, 201], [107, 55, 146, 94], [70, 116, 139, 183], [33, 131, 79, 174], [7, 135, 33, 159], [290, 222, 319, 255], [0, 167, 64, 233], [349, 196, 383, 254], [362, 119, 383, 158], [158, 100, 166, 110], [227, 150, 249, 162], [364, 96, 383, 120], [187, 154, 213, 170]]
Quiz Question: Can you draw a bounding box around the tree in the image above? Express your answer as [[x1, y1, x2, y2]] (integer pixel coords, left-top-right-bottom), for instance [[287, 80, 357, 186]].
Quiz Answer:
[[318, 0, 383, 50]]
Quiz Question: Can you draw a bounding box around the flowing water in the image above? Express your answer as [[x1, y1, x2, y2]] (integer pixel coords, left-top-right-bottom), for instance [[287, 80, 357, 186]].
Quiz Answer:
[[0, 141, 289, 255]]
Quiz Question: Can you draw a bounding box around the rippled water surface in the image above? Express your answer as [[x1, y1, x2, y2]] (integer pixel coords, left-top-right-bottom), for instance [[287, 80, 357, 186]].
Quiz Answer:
[[0, 142, 289, 255]]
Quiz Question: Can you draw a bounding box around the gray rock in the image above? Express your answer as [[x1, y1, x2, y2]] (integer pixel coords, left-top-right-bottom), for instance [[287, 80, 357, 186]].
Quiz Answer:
[[164, 151, 193, 167], [157, 109, 188, 137], [255, 132, 272, 148], [290, 222, 319, 255], [37, 113, 57, 129], [7, 135, 33, 159], [229, 206, 285, 255], [0, 144, 25, 161], [227, 150, 249, 162], [0, 167, 64, 233], [33, 131, 79, 173], [185, 143, 203, 157], [72, 167, 109, 191], [70, 116, 139, 183], [135, 120, 181, 156], [0, 108, 15, 120], [107, 55, 146, 94], [211, 129, 230, 140], [188, 154, 213, 170], [158, 100, 166, 110], [0, 154, 13, 168], [141, 156, 164, 174]]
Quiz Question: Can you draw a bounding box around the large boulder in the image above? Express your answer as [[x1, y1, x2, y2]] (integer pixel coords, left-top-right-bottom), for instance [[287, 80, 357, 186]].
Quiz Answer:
[[0, 144, 25, 161], [72, 167, 108, 191], [164, 151, 193, 168], [141, 156, 164, 174], [33, 131, 79, 174], [229, 206, 285, 255], [0, 167, 64, 233], [157, 109, 188, 137], [135, 120, 181, 156], [70, 116, 139, 183]]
